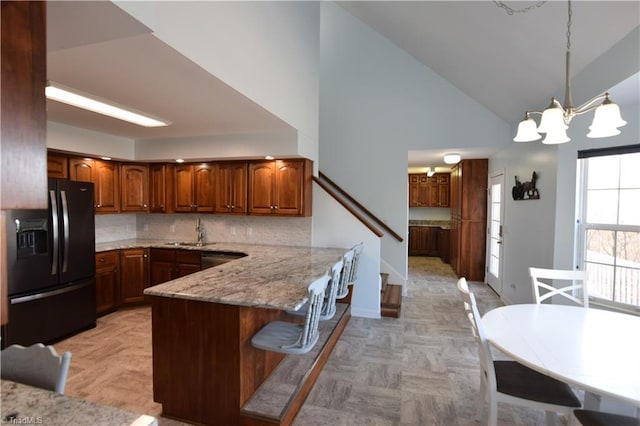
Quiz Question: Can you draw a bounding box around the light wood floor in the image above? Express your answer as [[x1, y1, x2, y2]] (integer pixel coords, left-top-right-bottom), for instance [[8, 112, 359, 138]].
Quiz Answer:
[[56, 257, 554, 425]]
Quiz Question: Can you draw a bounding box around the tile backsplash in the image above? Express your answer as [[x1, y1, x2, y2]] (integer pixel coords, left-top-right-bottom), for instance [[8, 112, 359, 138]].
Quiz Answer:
[[95, 214, 312, 247]]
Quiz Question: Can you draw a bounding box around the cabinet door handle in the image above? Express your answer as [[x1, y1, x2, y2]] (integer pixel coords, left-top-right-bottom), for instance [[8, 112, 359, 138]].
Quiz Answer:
[[99, 258, 105, 263], [143, 204, 148, 208]]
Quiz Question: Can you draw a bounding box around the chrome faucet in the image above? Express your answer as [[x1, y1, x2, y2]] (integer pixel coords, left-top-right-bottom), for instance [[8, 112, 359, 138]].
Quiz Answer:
[[196, 218, 204, 245]]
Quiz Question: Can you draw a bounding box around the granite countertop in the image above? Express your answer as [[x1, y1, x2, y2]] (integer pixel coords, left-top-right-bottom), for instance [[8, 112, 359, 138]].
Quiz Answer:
[[408, 220, 451, 229], [99, 239, 347, 311], [1, 380, 157, 426]]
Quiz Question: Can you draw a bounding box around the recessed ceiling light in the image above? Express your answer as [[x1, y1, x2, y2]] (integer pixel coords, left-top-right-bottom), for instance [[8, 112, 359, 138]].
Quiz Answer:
[[443, 154, 461, 164], [100, 156, 112, 161], [175, 159, 185, 163], [265, 155, 275, 160], [45, 82, 169, 128]]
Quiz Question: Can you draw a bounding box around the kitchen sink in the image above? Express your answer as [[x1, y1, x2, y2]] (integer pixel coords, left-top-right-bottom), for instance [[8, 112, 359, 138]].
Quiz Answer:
[[163, 241, 217, 247]]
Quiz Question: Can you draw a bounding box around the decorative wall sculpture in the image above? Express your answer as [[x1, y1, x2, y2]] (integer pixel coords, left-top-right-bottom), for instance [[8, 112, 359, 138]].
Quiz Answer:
[[512, 171, 540, 200]]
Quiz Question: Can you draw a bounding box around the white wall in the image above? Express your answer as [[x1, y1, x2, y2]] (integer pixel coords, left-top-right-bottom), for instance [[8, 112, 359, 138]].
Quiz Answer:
[[488, 143, 558, 304], [312, 182, 382, 318], [48, 121, 134, 160], [134, 129, 299, 162], [319, 3, 510, 283], [115, 1, 321, 162]]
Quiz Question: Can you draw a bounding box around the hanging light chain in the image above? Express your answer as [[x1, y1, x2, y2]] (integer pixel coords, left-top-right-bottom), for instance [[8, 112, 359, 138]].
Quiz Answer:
[[566, 0, 572, 51], [493, 1, 546, 15]]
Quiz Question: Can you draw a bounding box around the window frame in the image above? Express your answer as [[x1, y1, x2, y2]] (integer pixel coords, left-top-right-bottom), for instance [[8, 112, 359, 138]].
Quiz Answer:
[[576, 146, 640, 314]]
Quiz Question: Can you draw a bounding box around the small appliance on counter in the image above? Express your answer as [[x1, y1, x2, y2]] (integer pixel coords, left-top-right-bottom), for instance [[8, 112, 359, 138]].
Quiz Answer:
[[1, 179, 97, 348]]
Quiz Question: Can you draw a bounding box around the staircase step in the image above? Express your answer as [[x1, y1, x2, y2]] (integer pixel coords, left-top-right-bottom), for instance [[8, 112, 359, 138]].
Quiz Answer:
[[381, 284, 402, 318]]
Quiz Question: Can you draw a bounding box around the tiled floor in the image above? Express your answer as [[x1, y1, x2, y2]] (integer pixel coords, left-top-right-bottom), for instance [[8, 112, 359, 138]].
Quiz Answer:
[[56, 256, 552, 425]]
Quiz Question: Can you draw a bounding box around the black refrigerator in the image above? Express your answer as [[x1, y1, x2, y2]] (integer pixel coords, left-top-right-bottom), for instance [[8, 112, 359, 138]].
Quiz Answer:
[[2, 179, 97, 347]]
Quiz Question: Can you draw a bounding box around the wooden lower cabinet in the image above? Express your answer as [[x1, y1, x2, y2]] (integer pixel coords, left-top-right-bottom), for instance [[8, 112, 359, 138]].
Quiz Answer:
[[150, 248, 201, 286], [150, 297, 286, 425], [439, 228, 450, 264], [408, 226, 440, 256], [120, 248, 150, 304], [95, 251, 120, 315]]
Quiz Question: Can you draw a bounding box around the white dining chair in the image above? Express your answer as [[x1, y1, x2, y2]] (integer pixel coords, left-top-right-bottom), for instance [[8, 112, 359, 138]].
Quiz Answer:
[[287, 258, 343, 321], [529, 267, 590, 307], [456, 278, 582, 426], [1, 343, 72, 395], [336, 249, 355, 299], [252, 272, 329, 355], [347, 242, 363, 288], [573, 409, 640, 426]]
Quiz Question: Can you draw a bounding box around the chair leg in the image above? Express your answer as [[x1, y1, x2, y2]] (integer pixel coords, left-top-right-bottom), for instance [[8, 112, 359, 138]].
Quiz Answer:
[[487, 399, 497, 426], [476, 375, 486, 422], [544, 411, 558, 426]]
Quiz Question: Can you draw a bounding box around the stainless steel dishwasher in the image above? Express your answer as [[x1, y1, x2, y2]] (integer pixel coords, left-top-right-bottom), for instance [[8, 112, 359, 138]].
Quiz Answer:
[[201, 251, 247, 269]]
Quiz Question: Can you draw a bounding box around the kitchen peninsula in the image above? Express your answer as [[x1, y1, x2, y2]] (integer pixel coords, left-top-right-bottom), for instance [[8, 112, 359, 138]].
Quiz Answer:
[[141, 242, 349, 425]]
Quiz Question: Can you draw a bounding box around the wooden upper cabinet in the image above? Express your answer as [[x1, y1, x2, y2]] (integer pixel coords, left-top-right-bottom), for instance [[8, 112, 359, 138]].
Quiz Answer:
[[274, 160, 305, 215], [94, 160, 120, 213], [47, 153, 69, 179], [69, 158, 120, 213], [121, 163, 149, 213], [193, 164, 215, 212], [173, 163, 215, 213], [408, 173, 450, 207], [150, 163, 172, 213], [69, 158, 95, 183], [248, 162, 276, 215], [174, 165, 194, 212], [215, 162, 248, 214], [248, 159, 312, 216]]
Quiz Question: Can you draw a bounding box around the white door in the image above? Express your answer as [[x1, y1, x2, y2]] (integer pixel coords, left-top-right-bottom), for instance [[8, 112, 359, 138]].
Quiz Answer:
[[486, 172, 505, 295]]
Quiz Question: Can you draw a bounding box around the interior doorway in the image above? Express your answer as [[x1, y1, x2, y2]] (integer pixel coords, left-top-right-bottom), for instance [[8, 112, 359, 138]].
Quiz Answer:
[[486, 172, 505, 295]]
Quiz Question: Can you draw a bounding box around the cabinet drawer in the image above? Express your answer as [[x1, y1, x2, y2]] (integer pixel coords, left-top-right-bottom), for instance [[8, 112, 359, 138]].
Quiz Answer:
[[96, 251, 119, 267]]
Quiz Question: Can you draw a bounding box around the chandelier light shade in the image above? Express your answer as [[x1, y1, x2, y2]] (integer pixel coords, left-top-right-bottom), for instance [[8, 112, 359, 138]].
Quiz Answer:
[[511, 0, 626, 144], [513, 113, 541, 142]]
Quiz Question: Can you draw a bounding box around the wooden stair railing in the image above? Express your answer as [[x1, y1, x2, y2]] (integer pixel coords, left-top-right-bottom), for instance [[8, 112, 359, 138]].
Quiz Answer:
[[312, 176, 383, 238], [316, 172, 404, 242]]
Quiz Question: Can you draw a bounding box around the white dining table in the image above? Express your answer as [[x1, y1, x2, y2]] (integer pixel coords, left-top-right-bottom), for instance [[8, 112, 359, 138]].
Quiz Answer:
[[482, 303, 640, 408]]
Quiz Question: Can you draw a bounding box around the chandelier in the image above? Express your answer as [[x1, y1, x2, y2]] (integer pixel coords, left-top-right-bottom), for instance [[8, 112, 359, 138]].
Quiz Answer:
[[509, 0, 626, 144]]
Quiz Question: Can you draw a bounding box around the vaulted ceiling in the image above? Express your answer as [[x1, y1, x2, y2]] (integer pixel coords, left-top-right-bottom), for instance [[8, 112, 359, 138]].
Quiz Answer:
[[46, 1, 639, 167]]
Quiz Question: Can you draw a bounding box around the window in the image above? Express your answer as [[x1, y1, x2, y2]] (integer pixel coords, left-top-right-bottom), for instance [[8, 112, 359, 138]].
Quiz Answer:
[[577, 146, 640, 311]]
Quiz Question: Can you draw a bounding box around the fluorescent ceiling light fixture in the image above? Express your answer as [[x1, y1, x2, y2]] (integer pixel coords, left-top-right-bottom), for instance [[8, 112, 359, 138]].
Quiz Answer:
[[45, 82, 169, 128], [443, 154, 461, 164], [100, 156, 112, 161], [175, 159, 185, 163]]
